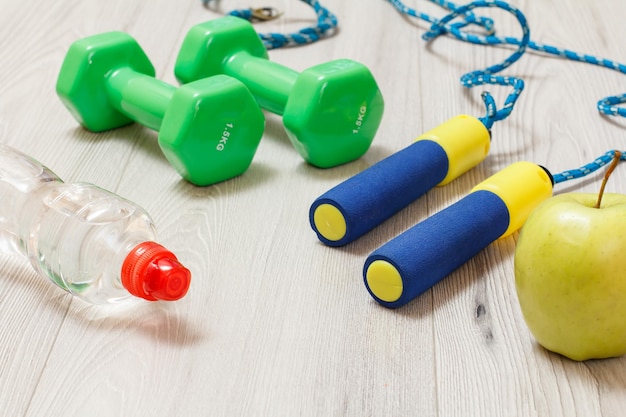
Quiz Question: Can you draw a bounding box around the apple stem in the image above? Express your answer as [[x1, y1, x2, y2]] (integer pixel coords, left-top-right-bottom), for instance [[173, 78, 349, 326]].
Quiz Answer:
[[594, 150, 622, 209]]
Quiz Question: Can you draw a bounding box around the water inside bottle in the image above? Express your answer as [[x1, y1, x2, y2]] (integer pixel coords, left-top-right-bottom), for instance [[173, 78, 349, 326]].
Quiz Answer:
[[28, 183, 158, 304]]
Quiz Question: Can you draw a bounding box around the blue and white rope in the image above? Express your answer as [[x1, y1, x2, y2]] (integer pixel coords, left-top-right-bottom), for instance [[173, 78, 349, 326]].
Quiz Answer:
[[201, 0, 338, 49], [389, 0, 495, 32], [420, 0, 529, 129], [553, 150, 626, 184], [443, 2, 626, 118], [390, 0, 626, 122]]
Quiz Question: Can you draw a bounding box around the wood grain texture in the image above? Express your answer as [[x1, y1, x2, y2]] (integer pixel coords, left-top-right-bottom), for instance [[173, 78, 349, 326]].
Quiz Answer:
[[1, 0, 626, 415]]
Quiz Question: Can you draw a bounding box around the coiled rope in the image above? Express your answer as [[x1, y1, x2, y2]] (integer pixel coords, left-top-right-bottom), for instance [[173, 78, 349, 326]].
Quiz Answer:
[[201, 0, 338, 49]]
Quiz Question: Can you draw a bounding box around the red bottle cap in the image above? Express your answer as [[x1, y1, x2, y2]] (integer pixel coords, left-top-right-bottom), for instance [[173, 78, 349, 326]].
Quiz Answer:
[[121, 241, 191, 301]]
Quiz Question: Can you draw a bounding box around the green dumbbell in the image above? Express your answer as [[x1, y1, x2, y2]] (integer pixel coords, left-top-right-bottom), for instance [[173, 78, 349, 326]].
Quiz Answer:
[[56, 31, 265, 186], [174, 16, 385, 168]]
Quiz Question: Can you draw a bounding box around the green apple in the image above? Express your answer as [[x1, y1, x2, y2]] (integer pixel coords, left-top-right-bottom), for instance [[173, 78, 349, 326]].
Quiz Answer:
[[514, 192, 626, 361]]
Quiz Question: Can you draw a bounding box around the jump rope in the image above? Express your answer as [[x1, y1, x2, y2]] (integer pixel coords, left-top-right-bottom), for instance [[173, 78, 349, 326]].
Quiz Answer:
[[203, 0, 626, 308], [303, 0, 626, 309]]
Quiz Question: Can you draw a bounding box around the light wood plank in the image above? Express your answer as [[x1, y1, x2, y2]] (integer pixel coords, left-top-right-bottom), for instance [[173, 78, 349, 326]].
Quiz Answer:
[[1, 0, 626, 416]]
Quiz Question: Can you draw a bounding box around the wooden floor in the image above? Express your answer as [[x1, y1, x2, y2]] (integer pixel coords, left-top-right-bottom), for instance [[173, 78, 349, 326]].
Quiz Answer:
[[2, 0, 626, 415]]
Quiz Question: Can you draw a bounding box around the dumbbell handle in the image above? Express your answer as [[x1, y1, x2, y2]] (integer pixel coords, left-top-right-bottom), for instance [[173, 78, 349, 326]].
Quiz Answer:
[[226, 52, 298, 114], [310, 115, 490, 246], [363, 161, 554, 308], [105, 68, 175, 131]]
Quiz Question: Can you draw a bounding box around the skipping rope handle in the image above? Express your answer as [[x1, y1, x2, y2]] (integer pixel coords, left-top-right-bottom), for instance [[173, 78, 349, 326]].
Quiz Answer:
[[310, 115, 490, 247], [363, 161, 554, 309]]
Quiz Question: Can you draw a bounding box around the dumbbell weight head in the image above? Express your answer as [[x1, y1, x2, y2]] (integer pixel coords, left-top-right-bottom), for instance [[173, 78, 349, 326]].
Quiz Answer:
[[174, 16, 268, 80], [283, 59, 384, 168], [159, 76, 265, 184], [56, 31, 265, 186], [56, 33, 155, 132], [175, 17, 385, 168]]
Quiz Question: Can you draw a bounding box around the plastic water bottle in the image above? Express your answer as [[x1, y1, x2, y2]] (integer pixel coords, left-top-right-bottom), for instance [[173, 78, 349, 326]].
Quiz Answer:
[[0, 143, 191, 304]]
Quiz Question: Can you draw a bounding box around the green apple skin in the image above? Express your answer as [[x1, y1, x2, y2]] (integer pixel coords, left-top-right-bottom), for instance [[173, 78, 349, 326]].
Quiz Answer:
[[515, 192, 626, 361]]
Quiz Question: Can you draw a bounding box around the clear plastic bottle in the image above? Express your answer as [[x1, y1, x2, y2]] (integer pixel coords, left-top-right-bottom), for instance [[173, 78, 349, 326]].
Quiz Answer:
[[0, 143, 191, 304]]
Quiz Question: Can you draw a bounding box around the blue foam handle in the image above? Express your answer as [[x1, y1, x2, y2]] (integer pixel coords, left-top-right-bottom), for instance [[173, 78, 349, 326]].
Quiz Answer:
[[364, 190, 510, 308], [309, 140, 449, 246]]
